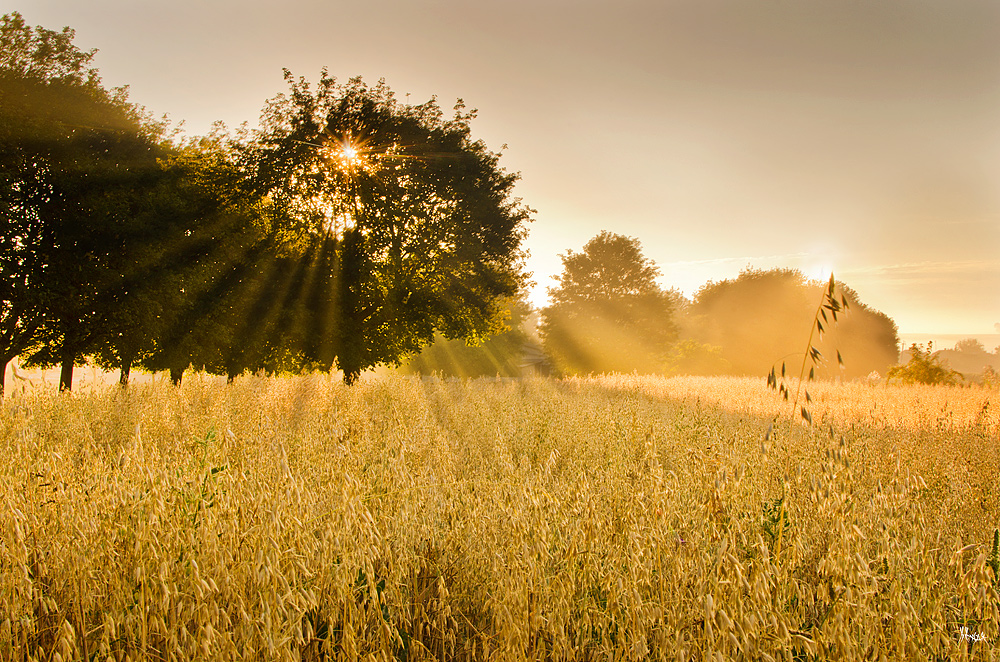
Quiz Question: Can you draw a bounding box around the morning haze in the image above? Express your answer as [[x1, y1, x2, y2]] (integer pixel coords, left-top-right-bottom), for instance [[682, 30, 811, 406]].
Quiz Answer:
[[8, 7, 1000, 658]]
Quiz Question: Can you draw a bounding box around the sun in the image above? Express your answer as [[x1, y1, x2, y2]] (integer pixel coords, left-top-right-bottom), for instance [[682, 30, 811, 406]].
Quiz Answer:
[[805, 263, 834, 282], [337, 142, 362, 168]]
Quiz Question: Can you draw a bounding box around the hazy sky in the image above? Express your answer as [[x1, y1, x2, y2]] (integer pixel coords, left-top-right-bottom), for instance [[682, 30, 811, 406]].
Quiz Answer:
[[17, 0, 1000, 334]]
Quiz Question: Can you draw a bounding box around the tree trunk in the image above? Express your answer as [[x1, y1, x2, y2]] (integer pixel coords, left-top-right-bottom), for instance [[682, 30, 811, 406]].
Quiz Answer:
[[0, 358, 6, 399], [119, 360, 131, 387], [59, 350, 74, 392], [170, 366, 183, 386], [342, 366, 360, 386], [338, 228, 366, 386]]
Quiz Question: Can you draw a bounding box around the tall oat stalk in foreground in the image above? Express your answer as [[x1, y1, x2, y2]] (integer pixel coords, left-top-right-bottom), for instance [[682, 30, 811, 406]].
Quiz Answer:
[[764, 274, 848, 562], [767, 273, 849, 427]]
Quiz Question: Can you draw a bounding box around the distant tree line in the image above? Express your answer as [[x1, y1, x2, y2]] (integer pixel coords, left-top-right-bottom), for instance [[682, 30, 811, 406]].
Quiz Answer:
[[537, 232, 900, 380], [0, 12, 530, 394], [890, 338, 1000, 385]]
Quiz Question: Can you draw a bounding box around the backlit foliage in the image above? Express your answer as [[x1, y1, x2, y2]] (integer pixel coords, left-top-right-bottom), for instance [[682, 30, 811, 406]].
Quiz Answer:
[[541, 232, 678, 375], [888, 343, 963, 386]]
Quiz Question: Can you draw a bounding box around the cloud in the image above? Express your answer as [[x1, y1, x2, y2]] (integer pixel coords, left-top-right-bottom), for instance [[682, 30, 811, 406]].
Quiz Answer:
[[843, 260, 1000, 283], [662, 253, 809, 269]]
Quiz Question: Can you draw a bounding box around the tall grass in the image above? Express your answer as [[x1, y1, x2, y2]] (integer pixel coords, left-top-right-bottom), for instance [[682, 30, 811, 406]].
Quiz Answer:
[[1, 374, 998, 660]]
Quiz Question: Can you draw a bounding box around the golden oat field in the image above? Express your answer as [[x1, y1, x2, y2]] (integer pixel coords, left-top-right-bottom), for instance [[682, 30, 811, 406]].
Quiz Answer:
[[1, 374, 999, 661]]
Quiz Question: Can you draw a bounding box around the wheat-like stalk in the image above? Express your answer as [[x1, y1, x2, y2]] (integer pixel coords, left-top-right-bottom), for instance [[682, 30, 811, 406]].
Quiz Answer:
[[0, 373, 997, 660]]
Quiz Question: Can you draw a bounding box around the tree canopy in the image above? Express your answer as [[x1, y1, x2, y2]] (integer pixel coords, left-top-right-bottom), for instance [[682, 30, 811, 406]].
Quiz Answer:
[[244, 71, 532, 382], [540, 232, 678, 375], [0, 11, 170, 392], [689, 268, 899, 379], [1, 13, 533, 391]]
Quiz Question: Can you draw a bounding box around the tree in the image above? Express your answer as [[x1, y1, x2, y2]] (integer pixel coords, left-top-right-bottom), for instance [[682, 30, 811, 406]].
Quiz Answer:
[[1, 12, 173, 392], [887, 343, 961, 386], [244, 72, 531, 383], [690, 268, 898, 379], [540, 231, 677, 375], [132, 133, 289, 385], [401, 295, 532, 378], [954, 338, 987, 355], [1, 11, 99, 395]]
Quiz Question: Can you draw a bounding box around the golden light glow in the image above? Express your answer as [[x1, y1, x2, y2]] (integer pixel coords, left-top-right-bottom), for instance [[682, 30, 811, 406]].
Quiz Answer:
[[340, 143, 359, 163]]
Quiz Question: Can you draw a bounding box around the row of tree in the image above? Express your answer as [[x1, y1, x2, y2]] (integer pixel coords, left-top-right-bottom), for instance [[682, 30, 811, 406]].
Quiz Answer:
[[535, 232, 899, 379], [404, 232, 900, 381], [3, 12, 902, 391], [1, 12, 531, 394]]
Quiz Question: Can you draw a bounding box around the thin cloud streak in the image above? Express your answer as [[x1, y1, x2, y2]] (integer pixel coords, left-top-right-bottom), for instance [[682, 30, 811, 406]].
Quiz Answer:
[[843, 260, 1000, 280], [662, 253, 810, 269]]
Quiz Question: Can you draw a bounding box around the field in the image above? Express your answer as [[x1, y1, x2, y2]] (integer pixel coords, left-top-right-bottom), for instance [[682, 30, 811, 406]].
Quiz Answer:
[[1, 374, 999, 661]]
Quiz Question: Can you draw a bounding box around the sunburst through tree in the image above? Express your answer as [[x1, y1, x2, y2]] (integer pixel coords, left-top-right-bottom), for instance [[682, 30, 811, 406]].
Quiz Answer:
[[244, 71, 532, 383]]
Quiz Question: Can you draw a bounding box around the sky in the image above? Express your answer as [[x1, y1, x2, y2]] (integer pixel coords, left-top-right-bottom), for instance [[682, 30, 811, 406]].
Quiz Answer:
[[15, 0, 1000, 336]]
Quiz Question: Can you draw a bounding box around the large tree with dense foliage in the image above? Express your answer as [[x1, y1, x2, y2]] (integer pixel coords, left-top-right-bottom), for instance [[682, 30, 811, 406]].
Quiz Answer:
[[2, 12, 289, 390], [0, 11, 169, 391], [540, 231, 678, 375], [690, 267, 898, 379], [244, 71, 531, 383]]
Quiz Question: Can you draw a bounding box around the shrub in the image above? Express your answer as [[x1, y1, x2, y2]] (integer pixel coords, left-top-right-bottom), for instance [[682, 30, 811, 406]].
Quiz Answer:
[[887, 342, 962, 386]]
